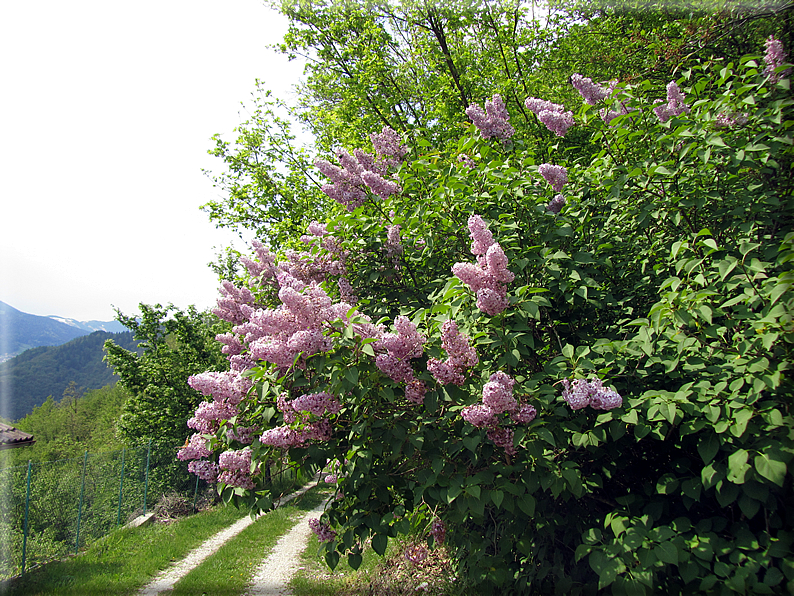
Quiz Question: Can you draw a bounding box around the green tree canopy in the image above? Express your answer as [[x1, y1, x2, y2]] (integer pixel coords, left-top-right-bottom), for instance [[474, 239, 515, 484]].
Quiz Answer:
[[104, 304, 228, 443]]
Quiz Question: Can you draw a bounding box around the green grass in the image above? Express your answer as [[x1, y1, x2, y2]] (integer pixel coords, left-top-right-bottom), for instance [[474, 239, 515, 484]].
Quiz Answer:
[[1, 501, 248, 596], [170, 487, 330, 596]]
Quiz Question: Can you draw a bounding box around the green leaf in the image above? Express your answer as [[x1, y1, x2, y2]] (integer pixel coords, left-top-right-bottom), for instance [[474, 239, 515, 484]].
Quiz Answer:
[[345, 366, 359, 385], [372, 533, 388, 556], [698, 432, 719, 464], [491, 490, 504, 508], [754, 452, 787, 487], [727, 449, 751, 484], [347, 552, 363, 570], [654, 541, 678, 565], [462, 435, 480, 453]]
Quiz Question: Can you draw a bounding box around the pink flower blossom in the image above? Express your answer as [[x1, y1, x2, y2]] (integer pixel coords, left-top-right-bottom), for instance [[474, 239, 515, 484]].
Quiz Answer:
[[571, 74, 614, 104], [309, 518, 337, 542], [290, 391, 342, 417], [452, 215, 513, 316], [561, 377, 623, 411], [538, 164, 568, 192], [461, 403, 495, 428], [511, 404, 537, 424], [178, 434, 212, 461], [486, 426, 516, 456], [188, 460, 218, 482], [547, 194, 566, 214], [764, 36, 790, 82], [482, 371, 517, 414], [653, 82, 690, 122], [405, 379, 427, 405], [466, 94, 515, 141]]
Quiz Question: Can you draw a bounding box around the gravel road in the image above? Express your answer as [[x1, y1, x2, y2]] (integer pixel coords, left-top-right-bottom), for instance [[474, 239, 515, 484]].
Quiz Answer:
[[138, 479, 320, 596]]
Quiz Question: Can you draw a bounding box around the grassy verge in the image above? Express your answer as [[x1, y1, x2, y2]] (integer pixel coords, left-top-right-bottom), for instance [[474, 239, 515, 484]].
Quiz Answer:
[[170, 486, 330, 596], [1, 502, 248, 596]]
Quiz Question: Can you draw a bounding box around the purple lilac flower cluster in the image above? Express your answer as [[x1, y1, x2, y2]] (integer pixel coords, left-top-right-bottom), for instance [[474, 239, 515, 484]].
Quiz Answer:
[[561, 377, 622, 411], [466, 94, 515, 141], [188, 460, 218, 482], [178, 434, 212, 461], [427, 320, 478, 386], [538, 164, 568, 192], [240, 240, 277, 286], [600, 103, 635, 126], [315, 126, 407, 211], [715, 111, 749, 129], [372, 316, 428, 404], [764, 36, 790, 83], [653, 82, 690, 123], [309, 518, 337, 542], [218, 448, 254, 489], [452, 215, 515, 316], [385, 224, 403, 271], [571, 74, 615, 105], [213, 281, 257, 326], [461, 372, 537, 456], [430, 518, 446, 545], [547, 194, 566, 214], [524, 97, 575, 136], [259, 391, 341, 449]]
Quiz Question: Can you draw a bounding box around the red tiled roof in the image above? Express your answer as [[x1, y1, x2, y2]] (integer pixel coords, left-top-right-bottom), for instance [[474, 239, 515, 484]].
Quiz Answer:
[[0, 423, 35, 450]]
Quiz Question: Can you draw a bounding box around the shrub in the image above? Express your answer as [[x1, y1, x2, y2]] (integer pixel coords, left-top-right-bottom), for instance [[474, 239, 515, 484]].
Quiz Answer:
[[185, 46, 793, 595]]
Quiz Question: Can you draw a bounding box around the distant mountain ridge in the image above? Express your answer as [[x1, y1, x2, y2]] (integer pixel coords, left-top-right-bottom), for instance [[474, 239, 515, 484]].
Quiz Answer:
[[0, 301, 124, 362], [46, 316, 126, 334], [0, 330, 140, 421]]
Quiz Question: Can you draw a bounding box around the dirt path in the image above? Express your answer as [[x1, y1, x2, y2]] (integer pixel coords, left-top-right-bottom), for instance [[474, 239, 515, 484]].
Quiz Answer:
[[244, 501, 325, 596], [138, 478, 319, 596]]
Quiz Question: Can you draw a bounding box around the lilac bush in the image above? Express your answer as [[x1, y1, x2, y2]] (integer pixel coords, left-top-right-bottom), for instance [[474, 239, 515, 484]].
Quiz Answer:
[[183, 43, 792, 594]]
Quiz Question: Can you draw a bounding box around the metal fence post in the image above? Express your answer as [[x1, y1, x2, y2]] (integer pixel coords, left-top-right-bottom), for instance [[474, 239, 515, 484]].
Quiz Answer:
[[116, 447, 126, 527], [21, 460, 31, 576], [75, 451, 88, 554], [143, 438, 151, 515]]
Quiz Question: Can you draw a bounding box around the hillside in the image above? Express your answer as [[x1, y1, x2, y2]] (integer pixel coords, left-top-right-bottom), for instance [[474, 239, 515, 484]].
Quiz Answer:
[[0, 301, 125, 362], [0, 330, 140, 421]]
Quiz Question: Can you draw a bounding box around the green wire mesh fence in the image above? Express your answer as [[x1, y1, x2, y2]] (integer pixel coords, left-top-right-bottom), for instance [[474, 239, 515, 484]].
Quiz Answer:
[[0, 439, 208, 579]]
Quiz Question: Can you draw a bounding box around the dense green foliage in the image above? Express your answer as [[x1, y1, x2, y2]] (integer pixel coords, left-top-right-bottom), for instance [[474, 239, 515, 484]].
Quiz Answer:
[[8, 383, 129, 462], [189, 3, 794, 593], [202, 0, 787, 248], [0, 331, 138, 422], [104, 305, 229, 443]]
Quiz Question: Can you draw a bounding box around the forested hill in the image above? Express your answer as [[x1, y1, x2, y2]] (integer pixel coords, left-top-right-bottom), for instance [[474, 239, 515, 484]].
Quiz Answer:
[[0, 331, 140, 421]]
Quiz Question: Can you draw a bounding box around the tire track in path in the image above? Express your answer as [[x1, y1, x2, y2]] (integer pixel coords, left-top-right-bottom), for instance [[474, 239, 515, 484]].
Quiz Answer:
[[244, 501, 325, 596], [138, 477, 319, 596]]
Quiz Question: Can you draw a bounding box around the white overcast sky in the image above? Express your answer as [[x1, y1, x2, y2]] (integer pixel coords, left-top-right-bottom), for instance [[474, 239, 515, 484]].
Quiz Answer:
[[0, 0, 304, 322]]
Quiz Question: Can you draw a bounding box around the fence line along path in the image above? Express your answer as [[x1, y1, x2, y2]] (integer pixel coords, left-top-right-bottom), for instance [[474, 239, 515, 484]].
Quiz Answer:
[[138, 477, 319, 596], [245, 501, 325, 596]]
